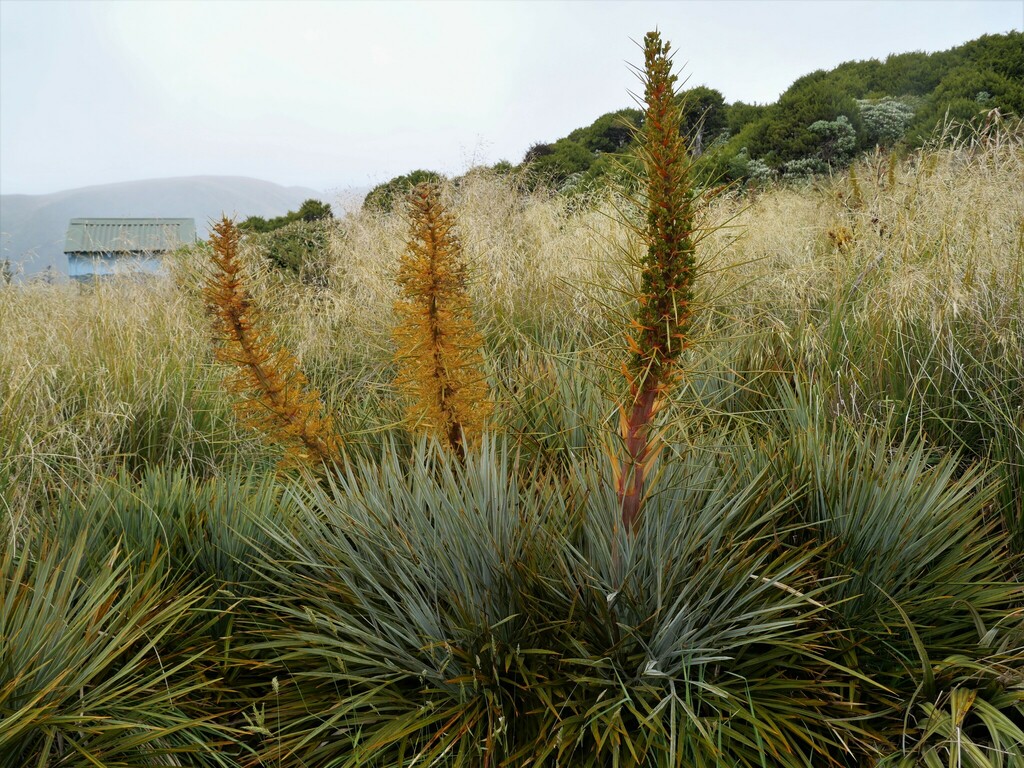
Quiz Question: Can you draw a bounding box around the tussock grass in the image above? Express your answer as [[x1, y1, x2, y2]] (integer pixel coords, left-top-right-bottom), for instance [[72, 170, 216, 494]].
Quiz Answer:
[[1, 278, 264, 540]]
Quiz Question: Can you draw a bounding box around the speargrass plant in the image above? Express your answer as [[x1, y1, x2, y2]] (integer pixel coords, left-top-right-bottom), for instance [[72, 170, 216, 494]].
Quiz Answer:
[[541, 439, 867, 767], [232, 434, 894, 767], [9, 464, 308, 765], [205, 217, 343, 470], [393, 183, 492, 458], [613, 31, 710, 533], [0, 533, 232, 767], [238, 437, 568, 766], [775, 386, 1024, 764]]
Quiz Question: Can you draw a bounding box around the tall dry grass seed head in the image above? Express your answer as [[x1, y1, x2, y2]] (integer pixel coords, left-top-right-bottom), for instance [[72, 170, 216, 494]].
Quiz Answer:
[[615, 31, 702, 532], [393, 183, 492, 459], [204, 216, 342, 469]]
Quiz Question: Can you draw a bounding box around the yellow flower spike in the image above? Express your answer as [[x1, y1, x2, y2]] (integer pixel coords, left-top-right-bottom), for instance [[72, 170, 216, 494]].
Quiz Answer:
[[203, 217, 343, 471], [392, 183, 492, 460]]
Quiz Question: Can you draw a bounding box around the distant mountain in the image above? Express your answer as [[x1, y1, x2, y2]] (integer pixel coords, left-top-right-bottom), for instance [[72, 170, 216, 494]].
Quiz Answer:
[[0, 176, 345, 279]]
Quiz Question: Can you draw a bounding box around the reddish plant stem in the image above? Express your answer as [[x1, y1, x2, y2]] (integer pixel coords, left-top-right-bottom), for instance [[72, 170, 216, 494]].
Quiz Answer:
[[617, 381, 659, 533]]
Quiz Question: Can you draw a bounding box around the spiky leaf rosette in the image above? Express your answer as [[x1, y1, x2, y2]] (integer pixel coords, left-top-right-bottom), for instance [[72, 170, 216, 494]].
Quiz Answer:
[[393, 184, 491, 458], [204, 217, 342, 469], [615, 31, 699, 533]]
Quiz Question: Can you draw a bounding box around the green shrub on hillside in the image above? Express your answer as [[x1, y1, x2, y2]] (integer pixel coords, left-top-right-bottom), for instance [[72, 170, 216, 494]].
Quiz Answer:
[[239, 198, 333, 234], [257, 218, 334, 283], [363, 168, 445, 212]]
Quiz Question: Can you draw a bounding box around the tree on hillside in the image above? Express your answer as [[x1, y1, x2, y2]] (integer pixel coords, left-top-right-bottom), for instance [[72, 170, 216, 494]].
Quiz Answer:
[[363, 170, 445, 213], [908, 64, 1024, 142], [810, 115, 857, 168], [297, 199, 333, 222], [678, 86, 727, 155], [522, 142, 555, 163], [239, 199, 333, 233], [727, 101, 766, 135], [871, 51, 944, 96], [769, 75, 865, 161], [568, 109, 643, 153], [233, 199, 336, 282], [525, 139, 594, 186]]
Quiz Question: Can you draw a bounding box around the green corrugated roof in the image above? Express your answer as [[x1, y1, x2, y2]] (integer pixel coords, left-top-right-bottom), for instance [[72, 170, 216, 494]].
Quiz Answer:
[[64, 218, 196, 254]]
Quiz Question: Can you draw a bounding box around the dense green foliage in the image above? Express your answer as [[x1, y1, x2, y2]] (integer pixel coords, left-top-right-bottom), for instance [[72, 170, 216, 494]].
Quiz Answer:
[[707, 32, 1023, 178], [235, 199, 336, 281], [238, 198, 333, 234], [365, 33, 1023, 201], [252, 218, 335, 282], [363, 168, 445, 212], [366, 34, 1015, 198], [499, 32, 1023, 189]]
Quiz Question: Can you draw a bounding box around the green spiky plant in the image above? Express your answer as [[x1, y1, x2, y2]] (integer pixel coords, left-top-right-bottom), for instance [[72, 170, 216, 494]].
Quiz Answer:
[[232, 434, 871, 768], [0, 533, 231, 767], [392, 183, 492, 459]]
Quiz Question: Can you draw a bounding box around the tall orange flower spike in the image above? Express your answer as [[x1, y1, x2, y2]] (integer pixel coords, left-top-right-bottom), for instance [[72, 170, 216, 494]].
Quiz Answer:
[[204, 217, 342, 470], [392, 184, 492, 460]]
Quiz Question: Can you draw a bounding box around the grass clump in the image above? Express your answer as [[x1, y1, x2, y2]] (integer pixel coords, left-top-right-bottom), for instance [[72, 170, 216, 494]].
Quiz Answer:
[[0, 532, 230, 767]]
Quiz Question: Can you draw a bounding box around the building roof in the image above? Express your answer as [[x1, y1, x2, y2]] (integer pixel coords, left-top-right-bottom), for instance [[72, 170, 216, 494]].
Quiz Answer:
[[64, 218, 196, 254]]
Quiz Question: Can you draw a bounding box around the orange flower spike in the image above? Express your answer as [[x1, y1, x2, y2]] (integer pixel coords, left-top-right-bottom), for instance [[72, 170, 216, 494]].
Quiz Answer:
[[204, 217, 343, 471], [392, 184, 492, 459]]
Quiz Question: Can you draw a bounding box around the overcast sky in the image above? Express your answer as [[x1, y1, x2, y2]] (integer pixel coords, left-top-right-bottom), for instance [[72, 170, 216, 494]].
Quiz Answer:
[[1, 0, 1020, 196]]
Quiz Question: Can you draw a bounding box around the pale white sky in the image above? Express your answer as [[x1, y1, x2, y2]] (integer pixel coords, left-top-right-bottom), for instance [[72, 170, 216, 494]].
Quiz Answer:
[[1, 0, 1021, 195]]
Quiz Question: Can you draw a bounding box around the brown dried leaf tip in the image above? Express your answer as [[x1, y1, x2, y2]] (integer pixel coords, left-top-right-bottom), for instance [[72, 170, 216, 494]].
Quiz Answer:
[[392, 184, 492, 459], [616, 31, 701, 533], [204, 217, 342, 470]]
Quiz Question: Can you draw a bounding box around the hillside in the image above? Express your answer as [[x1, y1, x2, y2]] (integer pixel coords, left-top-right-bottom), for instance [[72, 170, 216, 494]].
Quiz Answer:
[[363, 31, 1024, 205], [524, 31, 1024, 187], [0, 176, 326, 279]]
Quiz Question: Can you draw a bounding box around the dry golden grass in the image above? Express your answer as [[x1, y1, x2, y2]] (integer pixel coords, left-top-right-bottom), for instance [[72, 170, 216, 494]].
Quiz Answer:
[[703, 134, 1024, 326]]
